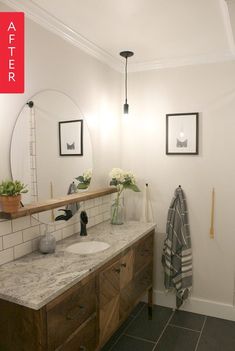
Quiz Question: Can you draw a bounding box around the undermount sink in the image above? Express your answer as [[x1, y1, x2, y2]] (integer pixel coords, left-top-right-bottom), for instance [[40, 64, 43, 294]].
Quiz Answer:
[[65, 241, 110, 255]]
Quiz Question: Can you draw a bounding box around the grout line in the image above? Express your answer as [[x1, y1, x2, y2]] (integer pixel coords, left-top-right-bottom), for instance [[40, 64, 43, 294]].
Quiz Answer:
[[124, 334, 155, 344], [108, 303, 146, 351], [152, 309, 175, 351], [169, 323, 201, 333], [194, 316, 207, 351]]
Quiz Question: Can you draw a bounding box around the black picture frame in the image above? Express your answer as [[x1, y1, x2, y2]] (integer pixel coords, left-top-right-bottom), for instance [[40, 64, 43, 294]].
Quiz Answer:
[[59, 119, 83, 156], [166, 112, 199, 155]]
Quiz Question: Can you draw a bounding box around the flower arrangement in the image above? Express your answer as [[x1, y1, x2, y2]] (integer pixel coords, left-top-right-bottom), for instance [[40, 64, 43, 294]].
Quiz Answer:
[[75, 169, 92, 190], [109, 168, 140, 224]]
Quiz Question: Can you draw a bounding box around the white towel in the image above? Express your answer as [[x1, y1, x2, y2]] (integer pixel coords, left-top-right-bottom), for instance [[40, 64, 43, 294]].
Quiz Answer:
[[141, 183, 154, 222]]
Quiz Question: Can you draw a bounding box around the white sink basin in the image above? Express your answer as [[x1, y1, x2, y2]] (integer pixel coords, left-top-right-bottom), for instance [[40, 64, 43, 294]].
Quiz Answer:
[[65, 241, 110, 255]]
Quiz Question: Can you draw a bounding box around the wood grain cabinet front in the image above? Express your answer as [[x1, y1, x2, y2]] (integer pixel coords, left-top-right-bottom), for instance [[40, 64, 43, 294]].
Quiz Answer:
[[98, 240, 153, 347], [47, 277, 96, 351], [57, 315, 97, 351]]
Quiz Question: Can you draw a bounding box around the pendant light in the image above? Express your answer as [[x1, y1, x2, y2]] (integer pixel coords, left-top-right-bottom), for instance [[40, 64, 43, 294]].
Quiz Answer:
[[120, 50, 134, 114]]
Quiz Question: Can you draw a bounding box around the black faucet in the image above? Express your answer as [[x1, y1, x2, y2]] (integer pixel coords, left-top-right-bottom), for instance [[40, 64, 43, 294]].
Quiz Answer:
[[80, 211, 88, 236], [55, 209, 73, 221]]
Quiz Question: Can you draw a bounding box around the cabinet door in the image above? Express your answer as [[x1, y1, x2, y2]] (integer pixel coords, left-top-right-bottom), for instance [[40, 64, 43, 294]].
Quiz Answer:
[[120, 249, 134, 289], [99, 260, 120, 344], [134, 232, 154, 274], [120, 262, 153, 321], [99, 260, 120, 307]]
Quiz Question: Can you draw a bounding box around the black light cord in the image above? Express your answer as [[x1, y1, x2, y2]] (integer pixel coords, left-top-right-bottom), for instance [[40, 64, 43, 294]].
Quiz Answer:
[[125, 57, 128, 103]]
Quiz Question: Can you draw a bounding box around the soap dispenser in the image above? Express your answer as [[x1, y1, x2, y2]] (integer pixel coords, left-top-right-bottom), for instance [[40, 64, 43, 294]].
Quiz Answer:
[[39, 224, 56, 254]]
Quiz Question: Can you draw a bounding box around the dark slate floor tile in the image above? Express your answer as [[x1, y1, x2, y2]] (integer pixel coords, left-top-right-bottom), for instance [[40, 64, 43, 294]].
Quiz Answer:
[[125, 304, 173, 342], [155, 325, 200, 351], [197, 316, 235, 351], [130, 301, 146, 317], [110, 335, 154, 351], [170, 310, 206, 331], [101, 315, 134, 351]]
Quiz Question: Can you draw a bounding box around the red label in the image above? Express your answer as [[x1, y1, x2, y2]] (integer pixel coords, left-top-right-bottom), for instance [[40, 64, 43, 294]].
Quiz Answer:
[[0, 12, 24, 93]]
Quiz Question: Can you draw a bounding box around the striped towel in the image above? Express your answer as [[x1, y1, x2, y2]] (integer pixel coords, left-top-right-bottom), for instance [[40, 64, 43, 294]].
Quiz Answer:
[[162, 186, 192, 308]]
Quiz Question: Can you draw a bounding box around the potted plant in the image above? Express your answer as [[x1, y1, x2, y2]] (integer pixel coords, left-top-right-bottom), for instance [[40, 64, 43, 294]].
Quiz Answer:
[[0, 180, 28, 213]]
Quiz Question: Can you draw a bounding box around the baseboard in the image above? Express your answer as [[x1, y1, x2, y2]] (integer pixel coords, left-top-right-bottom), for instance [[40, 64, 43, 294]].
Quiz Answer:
[[150, 290, 235, 321]]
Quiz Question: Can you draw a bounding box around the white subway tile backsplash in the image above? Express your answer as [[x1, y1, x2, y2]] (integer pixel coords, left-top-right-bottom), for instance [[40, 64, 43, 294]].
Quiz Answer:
[[84, 199, 94, 209], [94, 214, 103, 225], [101, 203, 110, 213], [62, 225, 74, 239], [12, 217, 31, 232], [0, 220, 12, 236], [30, 216, 40, 227], [23, 225, 40, 242], [102, 194, 111, 204], [90, 206, 99, 217], [3, 232, 23, 249], [87, 217, 95, 228], [32, 237, 40, 251], [103, 211, 110, 221], [0, 248, 14, 265], [14, 241, 32, 259], [0, 194, 111, 266], [94, 197, 102, 206]]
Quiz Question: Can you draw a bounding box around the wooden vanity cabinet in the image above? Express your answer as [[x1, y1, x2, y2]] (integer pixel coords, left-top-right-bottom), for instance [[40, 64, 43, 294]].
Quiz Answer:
[[0, 230, 154, 351]]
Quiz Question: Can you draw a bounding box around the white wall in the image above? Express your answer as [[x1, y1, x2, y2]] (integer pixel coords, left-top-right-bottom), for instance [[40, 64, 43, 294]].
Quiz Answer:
[[0, 3, 122, 185], [122, 61, 235, 320]]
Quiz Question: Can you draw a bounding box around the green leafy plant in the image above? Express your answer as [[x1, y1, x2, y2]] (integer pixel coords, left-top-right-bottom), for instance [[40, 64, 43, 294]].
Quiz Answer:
[[0, 180, 28, 197], [75, 169, 92, 190]]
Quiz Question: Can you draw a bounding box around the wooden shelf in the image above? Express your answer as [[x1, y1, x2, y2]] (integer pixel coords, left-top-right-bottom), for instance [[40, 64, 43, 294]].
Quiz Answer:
[[0, 187, 116, 220]]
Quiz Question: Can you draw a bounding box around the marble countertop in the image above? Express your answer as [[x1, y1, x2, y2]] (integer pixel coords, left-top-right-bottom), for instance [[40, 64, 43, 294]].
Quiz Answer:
[[0, 221, 156, 310]]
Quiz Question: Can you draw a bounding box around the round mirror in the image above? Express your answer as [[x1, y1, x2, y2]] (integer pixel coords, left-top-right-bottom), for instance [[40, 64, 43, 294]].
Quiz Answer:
[[10, 89, 93, 223]]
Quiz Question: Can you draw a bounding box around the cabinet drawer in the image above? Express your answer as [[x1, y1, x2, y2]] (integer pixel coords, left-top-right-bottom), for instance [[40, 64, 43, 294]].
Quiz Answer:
[[134, 232, 154, 274], [58, 316, 97, 351], [47, 278, 96, 350]]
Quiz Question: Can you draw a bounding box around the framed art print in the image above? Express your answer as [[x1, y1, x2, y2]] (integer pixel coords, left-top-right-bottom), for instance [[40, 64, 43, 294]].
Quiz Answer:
[[59, 119, 83, 156], [166, 112, 199, 155]]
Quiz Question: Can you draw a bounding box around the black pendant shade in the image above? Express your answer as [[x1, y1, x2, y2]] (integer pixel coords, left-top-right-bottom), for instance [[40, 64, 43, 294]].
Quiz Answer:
[[120, 51, 134, 115]]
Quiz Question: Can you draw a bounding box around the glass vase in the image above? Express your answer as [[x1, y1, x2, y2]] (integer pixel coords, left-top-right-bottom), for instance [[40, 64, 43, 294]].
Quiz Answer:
[[39, 225, 56, 254], [111, 196, 124, 225]]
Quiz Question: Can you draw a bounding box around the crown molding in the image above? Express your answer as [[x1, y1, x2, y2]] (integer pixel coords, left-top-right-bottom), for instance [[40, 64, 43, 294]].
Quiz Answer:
[[128, 52, 235, 72], [3, 0, 235, 73], [3, 0, 122, 72]]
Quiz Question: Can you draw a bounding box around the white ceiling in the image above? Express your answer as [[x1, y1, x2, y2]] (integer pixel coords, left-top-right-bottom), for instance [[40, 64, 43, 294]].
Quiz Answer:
[[3, 0, 235, 71]]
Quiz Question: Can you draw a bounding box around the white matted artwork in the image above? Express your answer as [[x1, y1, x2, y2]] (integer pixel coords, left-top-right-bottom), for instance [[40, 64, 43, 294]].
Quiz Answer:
[[166, 113, 199, 155], [59, 119, 83, 156]]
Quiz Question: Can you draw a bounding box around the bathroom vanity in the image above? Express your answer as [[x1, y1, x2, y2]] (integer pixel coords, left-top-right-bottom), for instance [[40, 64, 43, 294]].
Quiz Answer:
[[0, 221, 155, 351]]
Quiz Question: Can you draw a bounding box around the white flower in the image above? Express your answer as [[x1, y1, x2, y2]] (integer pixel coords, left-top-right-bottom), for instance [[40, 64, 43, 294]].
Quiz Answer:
[[83, 169, 92, 182], [109, 168, 125, 182], [124, 171, 136, 184]]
